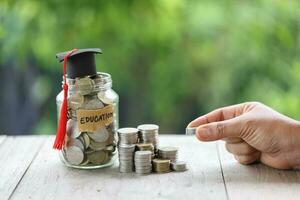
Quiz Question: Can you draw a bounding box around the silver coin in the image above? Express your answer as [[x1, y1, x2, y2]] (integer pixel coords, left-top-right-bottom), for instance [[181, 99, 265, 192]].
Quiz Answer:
[[66, 119, 81, 138], [68, 93, 84, 110], [65, 146, 84, 165], [67, 138, 85, 151], [97, 91, 114, 105], [135, 151, 152, 157], [137, 124, 159, 132], [171, 161, 188, 171], [87, 127, 109, 143], [185, 127, 197, 135], [75, 77, 95, 95], [81, 95, 105, 109]]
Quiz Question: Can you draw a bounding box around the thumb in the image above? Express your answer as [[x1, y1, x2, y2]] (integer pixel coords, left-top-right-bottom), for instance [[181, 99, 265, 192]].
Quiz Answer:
[[196, 118, 241, 141]]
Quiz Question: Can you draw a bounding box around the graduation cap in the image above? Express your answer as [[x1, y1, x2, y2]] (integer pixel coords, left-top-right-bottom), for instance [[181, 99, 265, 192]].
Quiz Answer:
[[56, 48, 102, 78]]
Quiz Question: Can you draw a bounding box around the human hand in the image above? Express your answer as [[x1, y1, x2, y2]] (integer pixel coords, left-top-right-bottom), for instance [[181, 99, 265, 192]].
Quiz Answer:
[[187, 102, 300, 170]]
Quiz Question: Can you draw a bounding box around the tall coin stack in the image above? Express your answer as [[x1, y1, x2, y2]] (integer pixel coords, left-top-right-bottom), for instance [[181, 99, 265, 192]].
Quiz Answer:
[[117, 128, 139, 173], [134, 151, 152, 174], [137, 124, 159, 151]]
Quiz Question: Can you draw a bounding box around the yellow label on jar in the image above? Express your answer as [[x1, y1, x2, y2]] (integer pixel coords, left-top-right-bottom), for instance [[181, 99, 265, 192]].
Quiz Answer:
[[77, 105, 114, 132]]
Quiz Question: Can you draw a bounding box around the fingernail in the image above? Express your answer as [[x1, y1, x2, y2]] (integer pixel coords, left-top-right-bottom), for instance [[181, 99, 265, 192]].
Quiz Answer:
[[197, 127, 209, 136]]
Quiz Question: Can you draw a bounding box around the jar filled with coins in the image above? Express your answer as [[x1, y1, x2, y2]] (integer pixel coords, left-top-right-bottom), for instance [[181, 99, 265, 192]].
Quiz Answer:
[[55, 48, 119, 169]]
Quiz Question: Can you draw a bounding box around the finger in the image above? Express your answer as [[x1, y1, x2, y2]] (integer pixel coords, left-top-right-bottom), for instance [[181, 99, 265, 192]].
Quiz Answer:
[[222, 137, 243, 143], [195, 117, 242, 141], [187, 103, 247, 128], [225, 142, 257, 155], [234, 152, 260, 165]]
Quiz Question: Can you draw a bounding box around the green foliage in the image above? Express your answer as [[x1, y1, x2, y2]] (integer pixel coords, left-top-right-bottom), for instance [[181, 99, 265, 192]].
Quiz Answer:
[[0, 0, 300, 134]]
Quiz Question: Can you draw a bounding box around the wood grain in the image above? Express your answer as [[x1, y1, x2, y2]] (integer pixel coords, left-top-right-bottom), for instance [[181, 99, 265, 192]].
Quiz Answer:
[[0, 136, 45, 200], [11, 135, 227, 200], [218, 141, 300, 200]]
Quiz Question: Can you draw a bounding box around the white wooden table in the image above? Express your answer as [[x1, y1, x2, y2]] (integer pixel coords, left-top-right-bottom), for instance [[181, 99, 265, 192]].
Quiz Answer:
[[0, 135, 299, 200]]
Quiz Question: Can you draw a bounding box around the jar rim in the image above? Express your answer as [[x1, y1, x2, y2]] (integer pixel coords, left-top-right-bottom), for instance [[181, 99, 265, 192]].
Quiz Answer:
[[63, 72, 112, 92]]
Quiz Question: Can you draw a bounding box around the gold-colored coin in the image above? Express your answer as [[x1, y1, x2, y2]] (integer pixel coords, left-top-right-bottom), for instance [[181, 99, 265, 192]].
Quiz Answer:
[[152, 159, 171, 173], [87, 150, 107, 165]]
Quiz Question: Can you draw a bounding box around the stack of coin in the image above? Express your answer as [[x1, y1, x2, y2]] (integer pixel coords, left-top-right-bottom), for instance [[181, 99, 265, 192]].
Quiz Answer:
[[136, 143, 155, 159], [171, 161, 187, 172], [134, 151, 152, 174], [137, 124, 159, 150], [158, 147, 178, 162], [118, 144, 136, 173], [117, 128, 139, 172], [152, 159, 171, 173], [118, 128, 139, 145]]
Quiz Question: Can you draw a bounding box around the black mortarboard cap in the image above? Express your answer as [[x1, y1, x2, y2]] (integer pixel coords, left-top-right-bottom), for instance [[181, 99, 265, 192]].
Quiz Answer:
[[56, 48, 102, 78]]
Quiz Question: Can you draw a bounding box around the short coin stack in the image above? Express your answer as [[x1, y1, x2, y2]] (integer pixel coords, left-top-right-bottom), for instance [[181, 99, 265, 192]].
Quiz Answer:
[[152, 159, 171, 173], [158, 147, 178, 162], [117, 128, 139, 173], [171, 161, 187, 172], [136, 143, 155, 159], [134, 151, 152, 174]]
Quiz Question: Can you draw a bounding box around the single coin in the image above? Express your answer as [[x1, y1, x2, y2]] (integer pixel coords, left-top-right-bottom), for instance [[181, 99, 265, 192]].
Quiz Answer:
[[66, 119, 81, 138], [88, 127, 109, 143], [87, 150, 107, 164], [75, 77, 95, 95], [89, 139, 107, 150], [117, 127, 139, 135], [135, 150, 152, 157], [97, 92, 114, 105], [65, 146, 84, 165], [67, 138, 85, 151], [68, 93, 84, 110], [137, 124, 159, 132], [159, 146, 178, 152], [80, 158, 90, 165], [185, 127, 197, 135], [81, 95, 105, 109], [80, 132, 91, 149]]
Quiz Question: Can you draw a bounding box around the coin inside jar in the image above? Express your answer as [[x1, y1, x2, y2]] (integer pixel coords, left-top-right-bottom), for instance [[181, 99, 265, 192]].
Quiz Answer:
[[87, 150, 107, 164], [67, 119, 81, 138], [75, 77, 95, 95], [97, 91, 114, 105], [65, 146, 84, 165], [68, 93, 84, 110], [87, 127, 109, 143]]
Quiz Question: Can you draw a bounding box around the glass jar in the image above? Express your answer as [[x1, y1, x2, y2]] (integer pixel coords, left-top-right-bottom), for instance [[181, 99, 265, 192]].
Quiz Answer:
[[56, 72, 119, 169]]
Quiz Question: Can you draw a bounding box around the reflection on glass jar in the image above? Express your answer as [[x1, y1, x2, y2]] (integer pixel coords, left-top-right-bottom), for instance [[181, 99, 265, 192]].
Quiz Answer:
[[56, 72, 119, 169]]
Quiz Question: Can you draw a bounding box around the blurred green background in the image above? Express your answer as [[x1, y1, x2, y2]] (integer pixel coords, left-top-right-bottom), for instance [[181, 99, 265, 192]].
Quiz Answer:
[[0, 0, 300, 135]]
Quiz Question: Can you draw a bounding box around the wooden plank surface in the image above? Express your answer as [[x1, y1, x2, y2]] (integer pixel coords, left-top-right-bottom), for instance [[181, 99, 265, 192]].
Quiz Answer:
[[218, 141, 300, 200], [11, 135, 227, 200], [0, 135, 6, 144], [0, 136, 45, 200]]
